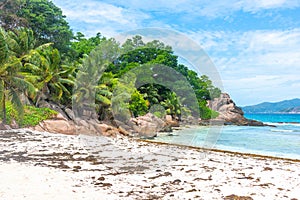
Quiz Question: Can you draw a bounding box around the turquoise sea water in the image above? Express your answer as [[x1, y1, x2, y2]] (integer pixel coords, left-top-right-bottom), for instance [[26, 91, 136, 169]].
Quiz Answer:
[[153, 114, 300, 159]]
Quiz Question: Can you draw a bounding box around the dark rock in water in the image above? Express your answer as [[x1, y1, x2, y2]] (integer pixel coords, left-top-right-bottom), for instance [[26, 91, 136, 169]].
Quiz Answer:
[[199, 119, 226, 126], [278, 121, 300, 124], [198, 120, 210, 126], [207, 93, 267, 126], [246, 120, 265, 126], [160, 125, 173, 132], [140, 135, 156, 140], [180, 116, 198, 125]]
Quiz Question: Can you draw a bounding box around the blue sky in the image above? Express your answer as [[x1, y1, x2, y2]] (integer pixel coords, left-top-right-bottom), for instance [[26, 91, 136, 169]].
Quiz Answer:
[[53, 0, 300, 106]]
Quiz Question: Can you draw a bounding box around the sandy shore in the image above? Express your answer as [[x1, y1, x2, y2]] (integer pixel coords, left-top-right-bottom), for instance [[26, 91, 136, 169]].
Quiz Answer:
[[0, 129, 299, 200]]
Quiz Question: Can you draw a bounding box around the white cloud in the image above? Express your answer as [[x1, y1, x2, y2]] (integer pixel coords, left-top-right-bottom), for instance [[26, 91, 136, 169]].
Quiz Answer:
[[189, 28, 300, 105], [224, 74, 300, 105], [246, 29, 300, 51], [53, 0, 150, 37], [101, 0, 300, 18], [53, 0, 300, 38], [53, 0, 300, 37], [241, 0, 300, 12]]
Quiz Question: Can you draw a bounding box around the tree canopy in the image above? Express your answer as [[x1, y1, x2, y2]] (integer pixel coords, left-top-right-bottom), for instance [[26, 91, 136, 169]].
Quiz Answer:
[[19, 0, 73, 54], [1, 0, 73, 54], [0, 0, 222, 125]]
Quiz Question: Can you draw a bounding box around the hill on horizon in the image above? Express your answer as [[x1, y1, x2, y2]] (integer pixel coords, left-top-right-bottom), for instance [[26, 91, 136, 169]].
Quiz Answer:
[[242, 98, 300, 114]]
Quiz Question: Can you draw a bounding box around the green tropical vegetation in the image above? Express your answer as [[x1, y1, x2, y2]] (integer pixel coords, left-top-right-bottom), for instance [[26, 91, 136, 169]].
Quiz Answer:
[[0, 28, 36, 124], [0, 0, 221, 127], [3, 101, 57, 127]]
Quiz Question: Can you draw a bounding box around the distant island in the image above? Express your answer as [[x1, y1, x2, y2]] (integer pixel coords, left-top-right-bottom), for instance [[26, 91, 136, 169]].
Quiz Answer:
[[242, 98, 300, 114]]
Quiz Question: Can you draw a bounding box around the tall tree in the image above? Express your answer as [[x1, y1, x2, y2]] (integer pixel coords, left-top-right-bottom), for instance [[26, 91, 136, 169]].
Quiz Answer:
[[19, 0, 73, 54], [0, 0, 27, 31], [71, 32, 105, 59]]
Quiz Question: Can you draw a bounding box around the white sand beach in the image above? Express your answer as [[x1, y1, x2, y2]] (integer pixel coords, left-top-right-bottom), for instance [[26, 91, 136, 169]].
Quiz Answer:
[[0, 129, 299, 200]]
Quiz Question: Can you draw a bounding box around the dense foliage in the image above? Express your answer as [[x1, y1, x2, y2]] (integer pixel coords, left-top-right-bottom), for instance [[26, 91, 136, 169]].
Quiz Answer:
[[0, 0, 221, 125], [0, 0, 73, 54]]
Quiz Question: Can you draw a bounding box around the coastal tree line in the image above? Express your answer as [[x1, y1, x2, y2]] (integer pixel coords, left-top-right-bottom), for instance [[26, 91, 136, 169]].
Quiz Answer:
[[0, 0, 221, 126]]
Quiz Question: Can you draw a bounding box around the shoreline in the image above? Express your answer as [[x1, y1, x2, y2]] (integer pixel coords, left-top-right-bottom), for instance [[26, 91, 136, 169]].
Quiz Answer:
[[149, 123, 300, 161], [5, 122, 300, 162], [140, 138, 300, 163]]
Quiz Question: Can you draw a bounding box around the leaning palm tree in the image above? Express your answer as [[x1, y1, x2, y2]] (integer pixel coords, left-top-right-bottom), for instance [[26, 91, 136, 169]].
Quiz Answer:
[[73, 39, 120, 119], [96, 72, 119, 120], [22, 45, 75, 105], [0, 28, 36, 124]]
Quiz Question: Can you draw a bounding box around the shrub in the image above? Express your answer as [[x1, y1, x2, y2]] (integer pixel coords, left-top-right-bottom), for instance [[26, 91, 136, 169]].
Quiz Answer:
[[0, 102, 57, 127]]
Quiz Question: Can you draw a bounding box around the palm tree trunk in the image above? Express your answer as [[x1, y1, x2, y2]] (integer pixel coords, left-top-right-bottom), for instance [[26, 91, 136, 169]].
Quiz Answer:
[[2, 91, 6, 124]]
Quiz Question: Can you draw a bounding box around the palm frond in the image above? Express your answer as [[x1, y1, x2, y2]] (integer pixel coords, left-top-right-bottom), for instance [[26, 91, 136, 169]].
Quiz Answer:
[[12, 76, 37, 98], [96, 94, 111, 106], [0, 30, 8, 65], [58, 83, 71, 96], [35, 43, 53, 51], [59, 78, 74, 85], [23, 63, 41, 72], [97, 88, 112, 97], [51, 83, 63, 99]]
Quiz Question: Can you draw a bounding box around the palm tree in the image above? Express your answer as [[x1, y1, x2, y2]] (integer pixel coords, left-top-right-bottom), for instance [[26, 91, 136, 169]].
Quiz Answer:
[[22, 45, 75, 105], [0, 28, 36, 124], [1, 27, 75, 106], [73, 39, 120, 119], [96, 72, 119, 120], [161, 92, 181, 119]]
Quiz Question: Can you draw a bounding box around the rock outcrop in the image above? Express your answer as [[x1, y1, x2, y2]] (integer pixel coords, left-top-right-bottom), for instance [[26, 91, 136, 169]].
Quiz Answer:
[[31, 113, 120, 137], [127, 113, 166, 138], [207, 93, 265, 126], [35, 119, 75, 135]]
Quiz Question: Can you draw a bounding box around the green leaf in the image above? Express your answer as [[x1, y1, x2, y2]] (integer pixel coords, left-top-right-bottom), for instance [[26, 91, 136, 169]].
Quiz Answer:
[[96, 94, 111, 106], [0, 29, 8, 65]]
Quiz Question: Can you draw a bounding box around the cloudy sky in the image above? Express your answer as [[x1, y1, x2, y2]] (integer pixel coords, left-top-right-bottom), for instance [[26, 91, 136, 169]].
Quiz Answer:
[[53, 0, 300, 106]]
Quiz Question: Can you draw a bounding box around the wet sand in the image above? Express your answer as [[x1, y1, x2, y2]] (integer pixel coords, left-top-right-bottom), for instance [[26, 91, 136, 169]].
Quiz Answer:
[[0, 129, 299, 199]]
